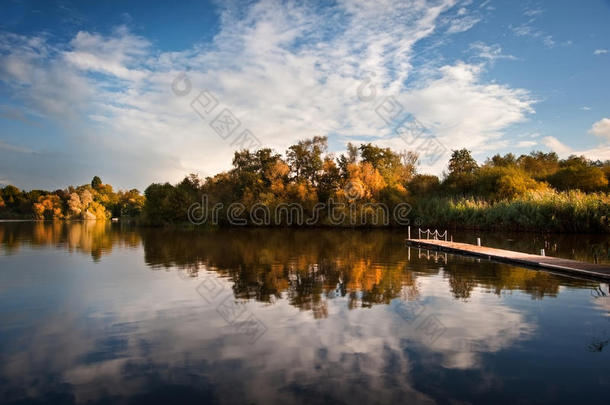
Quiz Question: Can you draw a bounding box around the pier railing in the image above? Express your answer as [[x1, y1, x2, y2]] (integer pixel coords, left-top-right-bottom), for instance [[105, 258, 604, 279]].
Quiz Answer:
[[408, 227, 453, 241], [418, 228, 448, 241], [407, 226, 451, 242]]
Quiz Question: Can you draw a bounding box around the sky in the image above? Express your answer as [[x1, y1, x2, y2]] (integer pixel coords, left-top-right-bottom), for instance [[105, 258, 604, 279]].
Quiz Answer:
[[0, 0, 609, 191]]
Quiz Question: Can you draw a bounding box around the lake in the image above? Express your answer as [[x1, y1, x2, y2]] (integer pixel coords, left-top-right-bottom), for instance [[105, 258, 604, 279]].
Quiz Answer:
[[0, 221, 609, 404]]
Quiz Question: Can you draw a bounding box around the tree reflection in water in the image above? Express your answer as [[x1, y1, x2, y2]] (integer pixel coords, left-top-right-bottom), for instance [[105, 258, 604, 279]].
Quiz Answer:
[[0, 222, 602, 318], [1, 222, 610, 404]]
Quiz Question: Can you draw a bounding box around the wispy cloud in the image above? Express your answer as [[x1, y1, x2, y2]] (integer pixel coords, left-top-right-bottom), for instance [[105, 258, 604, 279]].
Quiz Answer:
[[516, 140, 537, 148], [63, 27, 150, 81], [469, 42, 516, 61], [0, 0, 536, 188], [511, 23, 556, 48], [0, 141, 35, 154], [509, 7, 558, 48], [446, 15, 481, 34], [594, 49, 608, 55], [523, 7, 544, 18]]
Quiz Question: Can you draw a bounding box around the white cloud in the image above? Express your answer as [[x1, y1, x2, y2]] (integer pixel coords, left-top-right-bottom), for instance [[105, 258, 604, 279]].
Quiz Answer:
[[469, 42, 516, 61], [541, 136, 572, 156], [0, 0, 536, 187], [524, 8, 544, 17], [589, 118, 610, 140], [580, 106, 591, 111], [542, 124, 610, 161], [510, 20, 555, 48], [594, 49, 608, 55], [395, 62, 534, 172], [542, 35, 555, 48], [516, 140, 537, 148], [446, 15, 481, 34], [511, 24, 536, 37]]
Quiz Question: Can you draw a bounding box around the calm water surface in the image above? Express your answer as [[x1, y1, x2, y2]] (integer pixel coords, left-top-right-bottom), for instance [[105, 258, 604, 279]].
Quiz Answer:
[[0, 222, 609, 404]]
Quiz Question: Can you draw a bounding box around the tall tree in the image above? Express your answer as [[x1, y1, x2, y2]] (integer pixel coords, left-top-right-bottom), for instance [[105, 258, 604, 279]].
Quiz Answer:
[[286, 136, 327, 185], [445, 149, 479, 195], [448, 149, 478, 175], [91, 176, 102, 189]]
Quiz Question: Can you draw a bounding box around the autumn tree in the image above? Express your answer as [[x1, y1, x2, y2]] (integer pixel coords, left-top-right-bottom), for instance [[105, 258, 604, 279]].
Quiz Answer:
[[337, 142, 359, 179], [448, 149, 478, 175], [486, 153, 517, 167], [286, 136, 327, 185], [445, 149, 479, 195], [547, 155, 608, 192], [318, 156, 341, 201], [409, 174, 440, 196], [33, 194, 64, 220], [517, 151, 559, 179]]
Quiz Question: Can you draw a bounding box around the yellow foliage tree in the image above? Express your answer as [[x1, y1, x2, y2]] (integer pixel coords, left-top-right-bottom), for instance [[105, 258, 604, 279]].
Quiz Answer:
[[33, 195, 64, 220]]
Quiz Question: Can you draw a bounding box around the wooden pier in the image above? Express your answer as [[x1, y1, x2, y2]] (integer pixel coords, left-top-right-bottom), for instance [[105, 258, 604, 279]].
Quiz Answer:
[[406, 238, 610, 281]]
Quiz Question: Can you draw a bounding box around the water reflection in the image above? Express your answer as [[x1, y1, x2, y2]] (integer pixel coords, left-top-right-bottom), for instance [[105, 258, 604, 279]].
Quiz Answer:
[[0, 222, 609, 404], [0, 221, 140, 261], [0, 223, 602, 311]]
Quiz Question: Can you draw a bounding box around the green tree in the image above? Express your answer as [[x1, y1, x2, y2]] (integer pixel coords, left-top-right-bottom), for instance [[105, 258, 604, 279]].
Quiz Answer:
[[448, 149, 478, 175], [444, 149, 479, 195], [318, 156, 341, 201], [486, 153, 516, 167], [517, 151, 559, 179], [337, 142, 358, 179], [286, 136, 327, 185], [548, 163, 608, 192], [91, 176, 102, 189], [117, 189, 145, 217], [409, 174, 440, 196], [142, 183, 179, 225]]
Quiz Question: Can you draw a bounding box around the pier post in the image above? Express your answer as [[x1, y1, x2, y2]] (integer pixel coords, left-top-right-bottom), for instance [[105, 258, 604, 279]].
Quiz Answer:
[[477, 238, 481, 246]]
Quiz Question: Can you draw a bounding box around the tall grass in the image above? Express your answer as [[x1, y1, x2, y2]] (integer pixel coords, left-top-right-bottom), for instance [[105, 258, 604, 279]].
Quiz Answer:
[[414, 190, 610, 233]]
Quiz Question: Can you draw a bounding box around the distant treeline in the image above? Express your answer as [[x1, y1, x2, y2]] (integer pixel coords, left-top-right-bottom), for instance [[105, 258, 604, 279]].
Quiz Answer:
[[0, 176, 145, 220], [140, 137, 610, 232], [3, 137, 610, 232]]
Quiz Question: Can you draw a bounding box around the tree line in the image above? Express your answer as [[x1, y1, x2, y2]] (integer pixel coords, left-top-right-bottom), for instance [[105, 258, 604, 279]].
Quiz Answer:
[[3, 137, 610, 231], [0, 176, 145, 220], [141, 137, 610, 231]]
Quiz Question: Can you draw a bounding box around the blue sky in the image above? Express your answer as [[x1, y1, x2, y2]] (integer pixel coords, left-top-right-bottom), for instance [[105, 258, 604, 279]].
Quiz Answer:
[[0, 0, 609, 190]]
